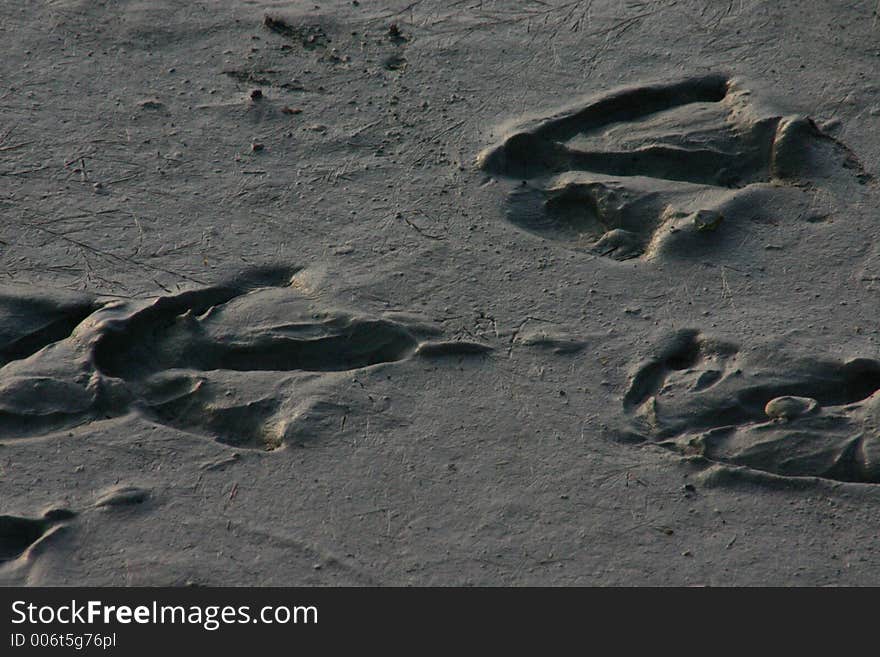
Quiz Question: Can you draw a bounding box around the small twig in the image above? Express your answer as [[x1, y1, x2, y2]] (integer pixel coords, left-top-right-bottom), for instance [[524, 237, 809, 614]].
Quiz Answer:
[[399, 213, 444, 240], [0, 165, 48, 177], [349, 119, 382, 138], [0, 141, 33, 152]]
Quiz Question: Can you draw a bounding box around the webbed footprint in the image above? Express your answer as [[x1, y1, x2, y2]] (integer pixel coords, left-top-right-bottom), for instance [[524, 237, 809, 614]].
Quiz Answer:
[[623, 331, 880, 483], [0, 268, 491, 449], [480, 74, 867, 260]]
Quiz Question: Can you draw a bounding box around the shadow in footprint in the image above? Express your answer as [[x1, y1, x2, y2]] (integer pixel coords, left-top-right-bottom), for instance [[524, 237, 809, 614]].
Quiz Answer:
[[0, 291, 99, 368], [0, 509, 75, 563]]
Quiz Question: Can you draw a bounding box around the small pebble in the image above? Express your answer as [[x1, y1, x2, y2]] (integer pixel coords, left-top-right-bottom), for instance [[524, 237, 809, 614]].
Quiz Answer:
[[693, 209, 724, 232], [764, 396, 818, 421]]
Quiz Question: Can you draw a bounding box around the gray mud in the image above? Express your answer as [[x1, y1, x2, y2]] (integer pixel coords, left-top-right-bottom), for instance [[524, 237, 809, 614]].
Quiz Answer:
[[2, 1, 880, 585]]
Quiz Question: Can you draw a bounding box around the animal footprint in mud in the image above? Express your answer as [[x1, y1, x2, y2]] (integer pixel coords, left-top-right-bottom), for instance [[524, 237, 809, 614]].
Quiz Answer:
[[0, 268, 491, 450], [623, 330, 880, 484], [478, 74, 867, 260]]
